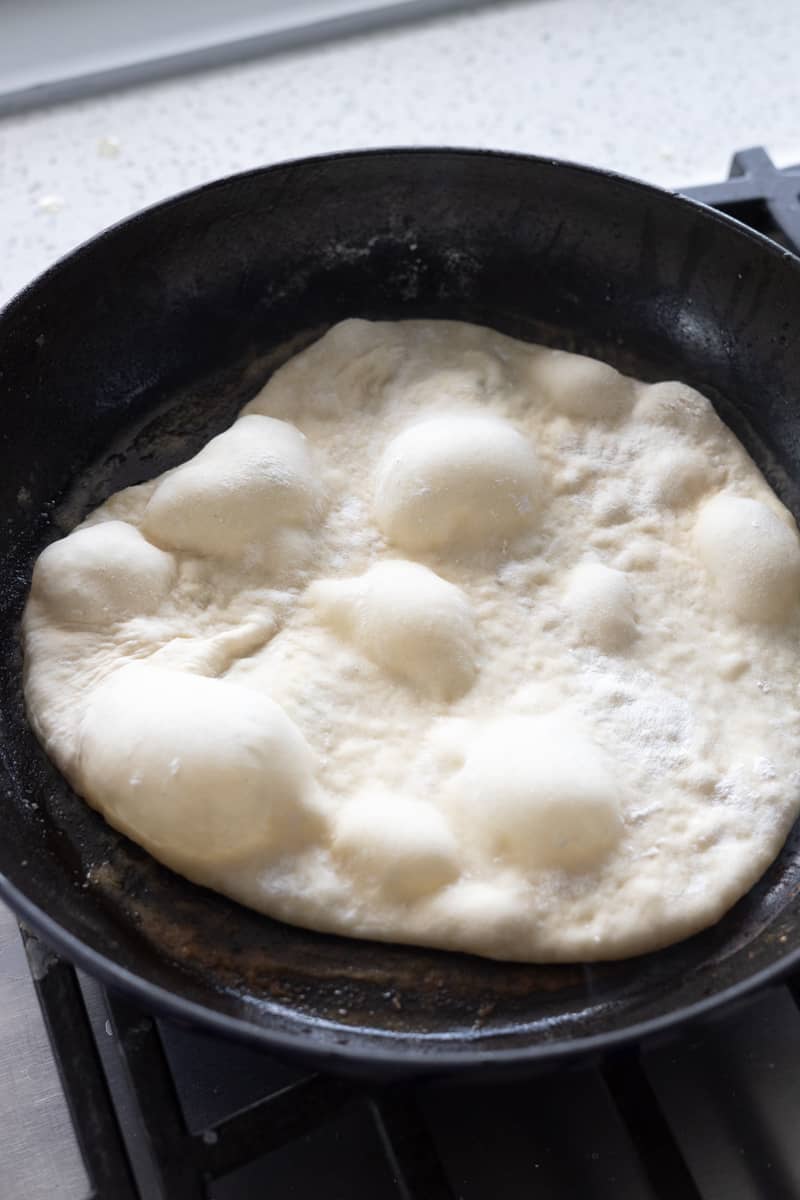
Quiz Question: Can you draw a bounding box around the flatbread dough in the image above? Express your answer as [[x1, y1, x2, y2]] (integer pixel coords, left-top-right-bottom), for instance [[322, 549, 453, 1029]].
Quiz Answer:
[[22, 318, 800, 962]]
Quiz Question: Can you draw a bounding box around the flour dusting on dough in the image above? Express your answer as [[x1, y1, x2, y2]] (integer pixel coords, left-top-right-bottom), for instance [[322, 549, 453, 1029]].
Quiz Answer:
[[22, 318, 800, 962]]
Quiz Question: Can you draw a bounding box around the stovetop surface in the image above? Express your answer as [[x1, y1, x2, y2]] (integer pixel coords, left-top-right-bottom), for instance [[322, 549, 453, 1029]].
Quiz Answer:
[[19, 922, 800, 1200]]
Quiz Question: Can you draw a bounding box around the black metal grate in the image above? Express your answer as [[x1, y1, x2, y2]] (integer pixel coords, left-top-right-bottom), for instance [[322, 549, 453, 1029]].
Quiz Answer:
[[21, 924, 800, 1200], [682, 146, 800, 255], [19, 148, 800, 1200]]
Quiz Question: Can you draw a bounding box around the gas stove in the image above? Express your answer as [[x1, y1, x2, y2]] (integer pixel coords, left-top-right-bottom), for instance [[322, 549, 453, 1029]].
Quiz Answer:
[[16, 920, 800, 1199], [5, 148, 800, 1200]]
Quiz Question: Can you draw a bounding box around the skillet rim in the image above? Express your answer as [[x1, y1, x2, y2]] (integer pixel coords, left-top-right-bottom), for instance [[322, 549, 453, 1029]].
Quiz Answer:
[[2, 144, 800, 1077], [4, 868, 799, 1077]]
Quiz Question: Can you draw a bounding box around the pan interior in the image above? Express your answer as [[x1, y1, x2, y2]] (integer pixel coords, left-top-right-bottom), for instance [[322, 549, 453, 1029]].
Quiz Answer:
[[2, 150, 800, 1074]]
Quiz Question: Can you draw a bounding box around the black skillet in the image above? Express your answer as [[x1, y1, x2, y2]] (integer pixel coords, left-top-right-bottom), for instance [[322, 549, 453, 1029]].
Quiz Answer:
[[2, 149, 800, 1082]]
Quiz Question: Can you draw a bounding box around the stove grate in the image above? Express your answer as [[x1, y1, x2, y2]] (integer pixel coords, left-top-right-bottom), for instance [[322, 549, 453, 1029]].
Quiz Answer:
[[21, 923, 800, 1200], [682, 145, 800, 254]]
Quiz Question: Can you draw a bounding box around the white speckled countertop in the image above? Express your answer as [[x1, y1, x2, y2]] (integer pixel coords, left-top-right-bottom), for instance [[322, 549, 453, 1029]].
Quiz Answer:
[[2, 0, 800, 1196]]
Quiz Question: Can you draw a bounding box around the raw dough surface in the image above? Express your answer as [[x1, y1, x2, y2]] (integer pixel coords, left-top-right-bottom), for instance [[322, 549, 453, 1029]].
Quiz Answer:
[[22, 318, 800, 962]]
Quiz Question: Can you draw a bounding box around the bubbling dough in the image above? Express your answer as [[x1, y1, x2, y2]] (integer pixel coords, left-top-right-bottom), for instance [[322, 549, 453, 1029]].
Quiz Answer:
[[647, 445, 711, 508], [22, 317, 800, 964], [373, 414, 541, 553], [308, 560, 477, 699], [564, 562, 637, 651], [428, 880, 530, 951], [694, 494, 800, 623], [142, 414, 321, 564], [332, 792, 460, 901], [31, 521, 176, 625], [78, 663, 320, 873], [532, 349, 634, 419], [633, 380, 716, 432], [453, 716, 624, 871]]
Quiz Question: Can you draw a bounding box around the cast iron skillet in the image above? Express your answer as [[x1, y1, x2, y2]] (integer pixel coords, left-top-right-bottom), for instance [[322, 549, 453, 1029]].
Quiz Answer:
[[2, 149, 800, 1082]]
